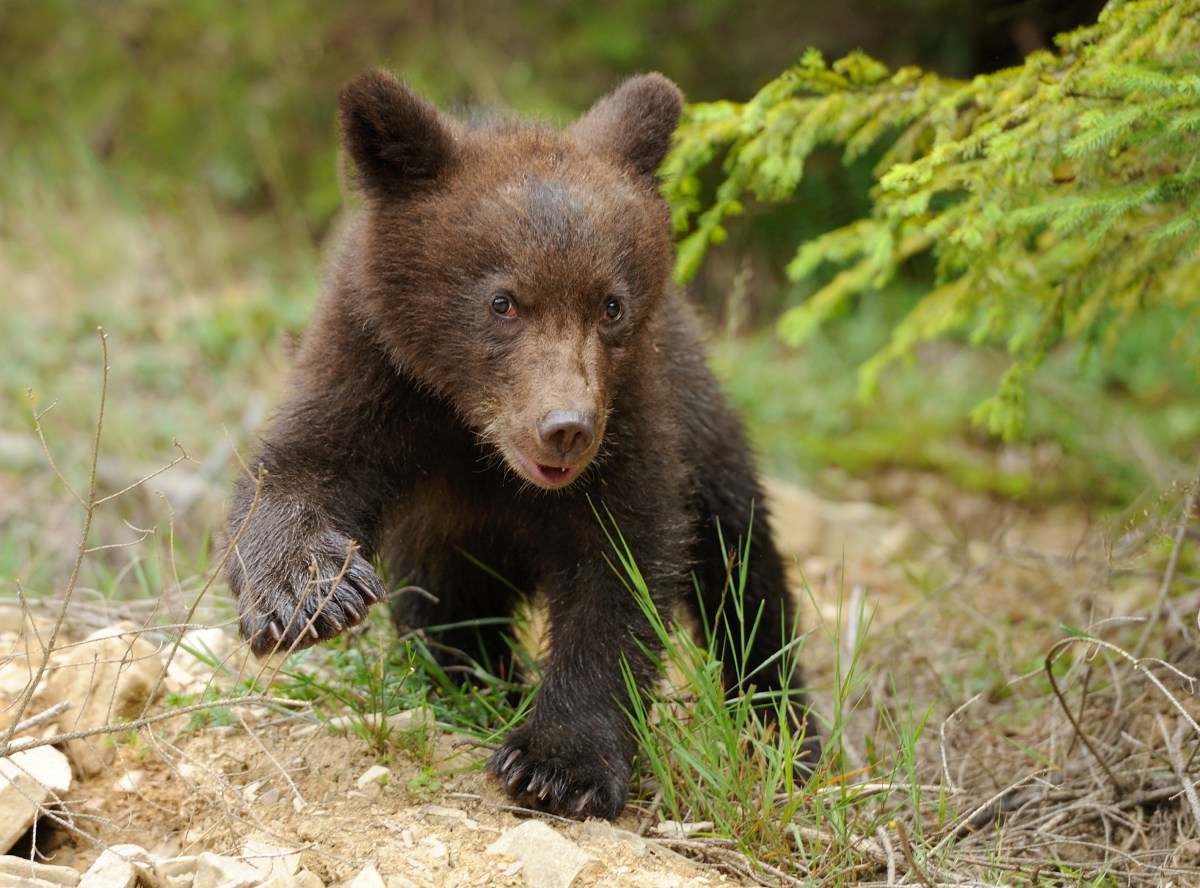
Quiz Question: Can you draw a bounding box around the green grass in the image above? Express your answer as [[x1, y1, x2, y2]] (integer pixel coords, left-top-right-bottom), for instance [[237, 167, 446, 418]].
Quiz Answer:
[[597, 507, 928, 882]]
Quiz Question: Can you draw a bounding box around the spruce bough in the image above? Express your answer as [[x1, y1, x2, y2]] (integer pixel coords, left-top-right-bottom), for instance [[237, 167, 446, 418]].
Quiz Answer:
[[666, 0, 1200, 438]]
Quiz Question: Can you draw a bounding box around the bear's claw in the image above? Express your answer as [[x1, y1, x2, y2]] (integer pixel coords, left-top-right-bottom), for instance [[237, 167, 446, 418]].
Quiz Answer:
[[487, 731, 629, 821], [235, 536, 387, 656]]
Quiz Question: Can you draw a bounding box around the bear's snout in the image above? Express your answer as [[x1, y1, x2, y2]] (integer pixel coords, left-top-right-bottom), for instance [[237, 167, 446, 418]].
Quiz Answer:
[[537, 408, 597, 457]]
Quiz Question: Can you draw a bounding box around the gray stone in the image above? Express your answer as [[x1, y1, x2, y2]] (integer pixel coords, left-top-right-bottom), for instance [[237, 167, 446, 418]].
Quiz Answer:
[[79, 849, 137, 888], [189, 851, 262, 888], [0, 854, 80, 886], [486, 820, 592, 888], [0, 745, 72, 854], [47, 623, 165, 778]]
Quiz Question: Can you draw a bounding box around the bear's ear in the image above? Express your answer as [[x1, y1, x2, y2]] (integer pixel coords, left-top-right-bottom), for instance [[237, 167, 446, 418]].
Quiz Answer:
[[572, 73, 683, 183], [338, 70, 454, 198]]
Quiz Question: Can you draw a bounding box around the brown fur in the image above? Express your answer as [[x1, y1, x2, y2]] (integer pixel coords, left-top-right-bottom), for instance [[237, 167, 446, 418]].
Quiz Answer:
[[225, 70, 817, 820]]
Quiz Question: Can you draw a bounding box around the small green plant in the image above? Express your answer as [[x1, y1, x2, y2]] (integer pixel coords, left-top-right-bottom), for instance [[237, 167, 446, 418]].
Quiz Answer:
[[264, 602, 532, 758], [666, 0, 1200, 439], [407, 766, 444, 796], [167, 686, 241, 733]]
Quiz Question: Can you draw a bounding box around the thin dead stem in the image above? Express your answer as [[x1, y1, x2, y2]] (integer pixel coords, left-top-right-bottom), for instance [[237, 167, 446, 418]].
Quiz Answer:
[[1134, 465, 1198, 658], [8, 701, 73, 738], [234, 708, 307, 811], [1157, 714, 1200, 829], [891, 819, 933, 888], [2, 694, 309, 758], [2, 327, 110, 757]]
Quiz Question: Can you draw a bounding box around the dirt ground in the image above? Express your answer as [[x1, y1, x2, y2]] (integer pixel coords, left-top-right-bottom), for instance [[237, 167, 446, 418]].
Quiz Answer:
[[56, 722, 728, 885], [4, 469, 1198, 886]]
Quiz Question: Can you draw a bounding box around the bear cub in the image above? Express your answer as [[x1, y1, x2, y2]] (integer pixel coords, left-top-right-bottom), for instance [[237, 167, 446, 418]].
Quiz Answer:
[[225, 69, 817, 821]]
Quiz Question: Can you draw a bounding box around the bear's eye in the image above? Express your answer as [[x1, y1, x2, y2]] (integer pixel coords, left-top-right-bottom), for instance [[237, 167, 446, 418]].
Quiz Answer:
[[603, 298, 623, 321], [492, 293, 518, 318]]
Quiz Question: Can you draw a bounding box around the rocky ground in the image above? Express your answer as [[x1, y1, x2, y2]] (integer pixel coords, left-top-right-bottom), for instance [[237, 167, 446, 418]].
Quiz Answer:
[[2, 610, 737, 888], [2, 472, 1197, 887]]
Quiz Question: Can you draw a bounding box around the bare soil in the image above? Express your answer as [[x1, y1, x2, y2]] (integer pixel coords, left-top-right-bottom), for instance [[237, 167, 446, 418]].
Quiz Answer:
[[5, 469, 1199, 886]]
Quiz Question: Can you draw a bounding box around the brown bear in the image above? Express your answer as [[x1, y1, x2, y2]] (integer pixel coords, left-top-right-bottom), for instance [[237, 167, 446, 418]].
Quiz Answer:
[[225, 69, 817, 821]]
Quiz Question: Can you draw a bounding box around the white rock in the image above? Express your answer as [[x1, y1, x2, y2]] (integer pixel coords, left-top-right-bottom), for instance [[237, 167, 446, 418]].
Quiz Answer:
[[240, 837, 301, 881], [583, 821, 697, 868], [0, 745, 72, 854], [0, 651, 36, 711], [171, 628, 233, 676], [419, 835, 448, 863], [155, 855, 199, 888], [647, 821, 714, 838], [383, 877, 419, 888], [115, 770, 148, 793], [292, 869, 327, 888], [241, 780, 263, 804], [355, 765, 391, 792], [419, 804, 466, 821], [79, 850, 135, 888], [190, 851, 261, 888], [0, 854, 80, 886], [498, 860, 524, 878], [106, 843, 153, 860], [324, 709, 430, 736], [79, 844, 157, 888], [347, 864, 386, 888], [176, 763, 205, 784], [486, 820, 592, 888], [162, 660, 198, 695], [47, 622, 165, 778], [0, 873, 74, 887]]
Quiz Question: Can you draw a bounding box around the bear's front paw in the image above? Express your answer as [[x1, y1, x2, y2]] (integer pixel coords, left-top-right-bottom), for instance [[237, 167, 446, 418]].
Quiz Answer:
[[487, 726, 631, 820], [230, 531, 386, 656]]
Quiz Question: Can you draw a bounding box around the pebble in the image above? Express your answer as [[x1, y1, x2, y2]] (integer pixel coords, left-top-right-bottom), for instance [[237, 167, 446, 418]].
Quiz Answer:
[[486, 820, 592, 888], [355, 765, 391, 792], [0, 745, 72, 854]]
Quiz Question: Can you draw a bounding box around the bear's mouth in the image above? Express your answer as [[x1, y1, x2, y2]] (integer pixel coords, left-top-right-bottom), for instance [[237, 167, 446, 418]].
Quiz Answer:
[[535, 463, 574, 486], [509, 448, 581, 490]]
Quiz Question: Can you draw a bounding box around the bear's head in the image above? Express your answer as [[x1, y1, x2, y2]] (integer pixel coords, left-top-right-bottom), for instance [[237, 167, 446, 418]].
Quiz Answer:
[[338, 71, 682, 491]]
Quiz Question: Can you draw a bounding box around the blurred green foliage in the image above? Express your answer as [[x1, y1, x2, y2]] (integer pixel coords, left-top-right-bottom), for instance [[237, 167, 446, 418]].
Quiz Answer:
[[4, 0, 1191, 517], [0, 0, 1085, 259], [667, 0, 1200, 439]]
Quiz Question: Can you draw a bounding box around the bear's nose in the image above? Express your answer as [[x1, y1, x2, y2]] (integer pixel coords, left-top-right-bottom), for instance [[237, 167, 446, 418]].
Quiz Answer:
[[537, 409, 597, 456]]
